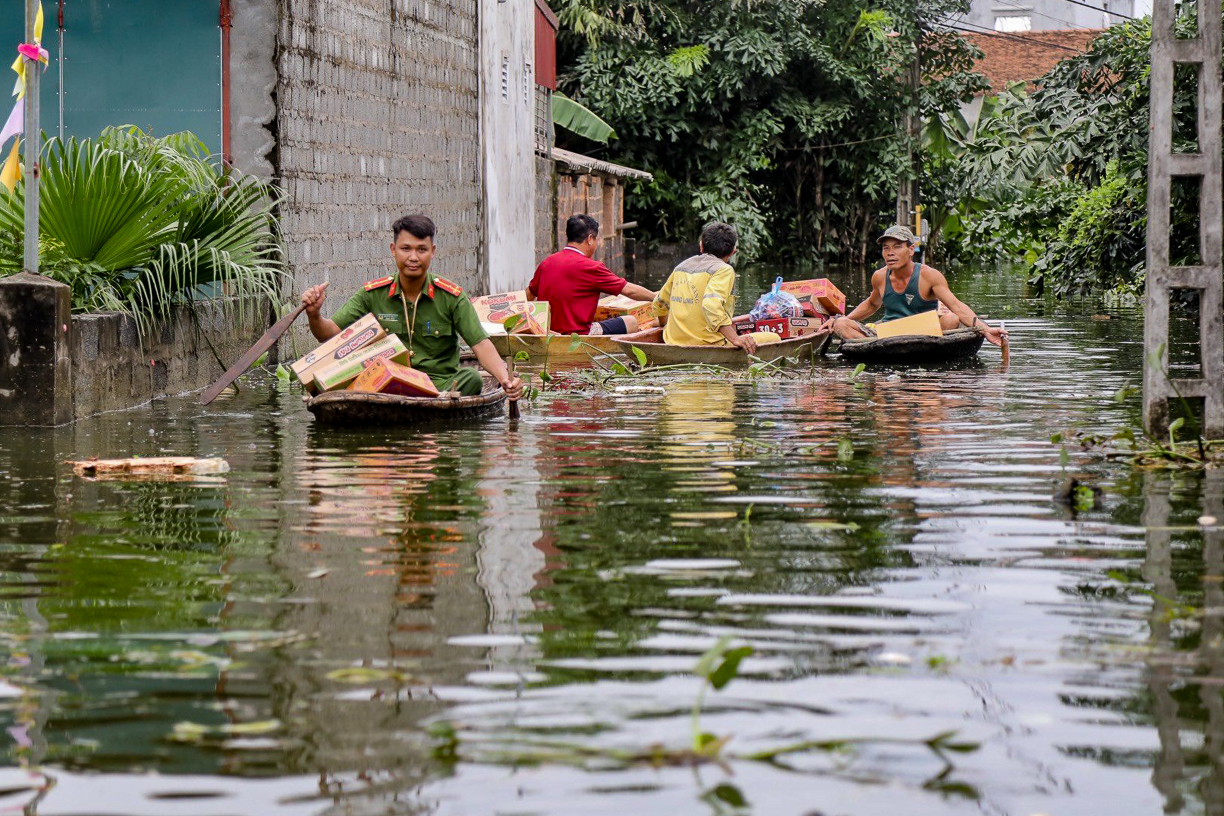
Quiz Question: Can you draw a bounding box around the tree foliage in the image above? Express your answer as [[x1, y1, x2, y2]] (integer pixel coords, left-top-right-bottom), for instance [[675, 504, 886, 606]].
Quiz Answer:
[[554, 0, 987, 264], [929, 15, 1196, 298]]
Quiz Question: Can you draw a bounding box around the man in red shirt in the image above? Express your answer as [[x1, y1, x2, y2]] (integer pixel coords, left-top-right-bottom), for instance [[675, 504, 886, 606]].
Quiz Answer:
[[527, 214, 655, 335]]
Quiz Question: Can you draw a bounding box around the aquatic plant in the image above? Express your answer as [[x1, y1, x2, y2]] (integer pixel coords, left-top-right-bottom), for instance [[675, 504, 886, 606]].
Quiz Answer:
[[424, 637, 981, 778]]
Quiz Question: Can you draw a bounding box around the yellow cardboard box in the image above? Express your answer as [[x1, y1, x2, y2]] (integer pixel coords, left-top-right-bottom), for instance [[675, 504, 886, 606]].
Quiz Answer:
[[594, 295, 655, 325], [779, 278, 847, 316], [873, 310, 943, 339], [290, 313, 385, 391], [505, 301, 551, 335], [312, 335, 410, 392]]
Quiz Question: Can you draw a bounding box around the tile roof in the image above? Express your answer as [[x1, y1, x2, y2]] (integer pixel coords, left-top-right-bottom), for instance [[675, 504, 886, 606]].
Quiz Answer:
[[960, 29, 1106, 93]]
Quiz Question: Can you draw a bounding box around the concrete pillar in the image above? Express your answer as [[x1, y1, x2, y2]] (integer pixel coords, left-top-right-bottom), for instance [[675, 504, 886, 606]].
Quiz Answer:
[[0, 273, 72, 426]]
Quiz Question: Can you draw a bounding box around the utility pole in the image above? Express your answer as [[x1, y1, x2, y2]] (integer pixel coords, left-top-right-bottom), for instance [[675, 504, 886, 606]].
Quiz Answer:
[[896, 27, 921, 255], [1144, 0, 1224, 436], [23, 0, 39, 275]]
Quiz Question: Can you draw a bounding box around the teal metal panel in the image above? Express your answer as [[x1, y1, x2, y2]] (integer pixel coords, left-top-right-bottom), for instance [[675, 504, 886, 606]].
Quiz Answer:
[[0, 2, 62, 140], [62, 1, 221, 150]]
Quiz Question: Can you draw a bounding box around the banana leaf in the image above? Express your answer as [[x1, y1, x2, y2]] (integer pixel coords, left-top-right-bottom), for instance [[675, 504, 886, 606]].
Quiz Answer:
[[552, 93, 617, 143]]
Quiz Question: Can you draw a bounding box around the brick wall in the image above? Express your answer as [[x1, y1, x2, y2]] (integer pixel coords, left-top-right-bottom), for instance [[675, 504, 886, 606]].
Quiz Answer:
[[554, 171, 626, 275], [275, 0, 483, 314]]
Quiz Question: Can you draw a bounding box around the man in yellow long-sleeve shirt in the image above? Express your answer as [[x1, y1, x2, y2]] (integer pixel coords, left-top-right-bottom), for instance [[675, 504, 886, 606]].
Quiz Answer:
[[652, 222, 757, 354]]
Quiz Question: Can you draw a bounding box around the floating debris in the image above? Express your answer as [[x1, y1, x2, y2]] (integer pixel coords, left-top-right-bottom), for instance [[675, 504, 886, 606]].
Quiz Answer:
[[67, 457, 230, 480]]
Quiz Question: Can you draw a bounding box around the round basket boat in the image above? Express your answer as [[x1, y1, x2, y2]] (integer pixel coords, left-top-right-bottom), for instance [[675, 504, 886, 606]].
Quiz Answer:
[[837, 328, 985, 365], [306, 379, 506, 427]]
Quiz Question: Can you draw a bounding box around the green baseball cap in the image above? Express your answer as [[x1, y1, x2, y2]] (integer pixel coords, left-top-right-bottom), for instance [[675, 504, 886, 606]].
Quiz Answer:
[[877, 225, 915, 245]]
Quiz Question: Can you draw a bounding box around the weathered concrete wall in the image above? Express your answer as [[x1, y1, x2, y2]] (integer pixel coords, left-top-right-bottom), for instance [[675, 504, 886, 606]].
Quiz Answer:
[[69, 303, 262, 422], [231, 0, 279, 180], [275, 0, 484, 324], [481, 0, 537, 292], [534, 154, 556, 266], [555, 171, 628, 275], [0, 274, 261, 425]]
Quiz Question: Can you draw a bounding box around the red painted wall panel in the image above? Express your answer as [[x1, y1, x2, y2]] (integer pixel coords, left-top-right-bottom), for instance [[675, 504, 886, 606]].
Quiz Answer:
[[535, 0, 557, 90]]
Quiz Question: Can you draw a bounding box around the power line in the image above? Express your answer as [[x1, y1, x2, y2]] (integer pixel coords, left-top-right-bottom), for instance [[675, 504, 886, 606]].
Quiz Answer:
[[994, 0, 1087, 29], [1057, 0, 1135, 20], [941, 20, 1090, 53]]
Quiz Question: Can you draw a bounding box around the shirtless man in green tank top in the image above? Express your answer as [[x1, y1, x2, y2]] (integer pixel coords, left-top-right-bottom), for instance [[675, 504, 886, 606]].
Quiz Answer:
[[819, 225, 1008, 347]]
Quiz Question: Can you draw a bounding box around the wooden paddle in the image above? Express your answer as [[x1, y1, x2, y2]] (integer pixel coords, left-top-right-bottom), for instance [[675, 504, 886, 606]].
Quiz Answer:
[[200, 304, 306, 405], [1000, 320, 1010, 367], [506, 354, 520, 420]]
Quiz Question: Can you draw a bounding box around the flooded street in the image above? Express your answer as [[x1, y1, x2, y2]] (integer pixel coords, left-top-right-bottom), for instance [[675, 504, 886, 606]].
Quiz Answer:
[[0, 266, 1218, 815]]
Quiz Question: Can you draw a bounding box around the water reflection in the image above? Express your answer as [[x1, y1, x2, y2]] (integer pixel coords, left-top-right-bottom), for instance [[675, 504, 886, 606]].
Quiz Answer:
[[4, 268, 1224, 814], [1141, 471, 1224, 816]]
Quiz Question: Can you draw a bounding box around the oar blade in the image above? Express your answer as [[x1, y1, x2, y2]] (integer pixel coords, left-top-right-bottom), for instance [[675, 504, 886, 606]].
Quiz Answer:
[[200, 305, 306, 406]]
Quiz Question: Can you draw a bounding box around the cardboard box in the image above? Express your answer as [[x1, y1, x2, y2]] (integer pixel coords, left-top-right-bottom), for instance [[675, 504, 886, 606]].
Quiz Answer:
[[594, 294, 655, 325], [470, 291, 529, 324], [348, 358, 440, 398], [290, 314, 385, 390], [732, 314, 755, 336], [753, 316, 826, 339], [779, 279, 846, 317], [506, 301, 551, 335], [312, 335, 410, 392], [470, 291, 552, 334], [873, 310, 943, 339]]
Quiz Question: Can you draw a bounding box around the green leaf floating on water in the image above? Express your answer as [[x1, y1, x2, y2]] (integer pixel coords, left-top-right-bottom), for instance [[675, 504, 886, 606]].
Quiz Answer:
[[275, 364, 291, 382], [837, 438, 854, 461], [1074, 484, 1097, 512], [807, 520, 861, 531], [631, 346, 648, 367], [171, 719, 280, 742], [326, 667, 412, 683]]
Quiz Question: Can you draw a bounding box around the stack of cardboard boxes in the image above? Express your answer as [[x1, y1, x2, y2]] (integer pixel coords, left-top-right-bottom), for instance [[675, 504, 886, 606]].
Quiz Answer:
[[290, 314, 437, 397], [469, 290, 658, 335], [734, 278, 846, 339]]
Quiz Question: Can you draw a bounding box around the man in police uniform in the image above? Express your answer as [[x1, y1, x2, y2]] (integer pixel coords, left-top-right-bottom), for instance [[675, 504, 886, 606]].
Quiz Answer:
[[299, 214, 523, 400]]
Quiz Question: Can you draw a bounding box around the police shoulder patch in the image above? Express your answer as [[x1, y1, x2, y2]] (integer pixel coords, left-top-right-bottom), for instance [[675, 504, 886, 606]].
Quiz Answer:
[[433, 276, 463, 296], [364, 276, 395, 291]]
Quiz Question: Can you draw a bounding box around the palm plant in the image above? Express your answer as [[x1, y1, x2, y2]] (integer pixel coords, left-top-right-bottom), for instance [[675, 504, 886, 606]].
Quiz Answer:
[[0, 126, 283, 336]]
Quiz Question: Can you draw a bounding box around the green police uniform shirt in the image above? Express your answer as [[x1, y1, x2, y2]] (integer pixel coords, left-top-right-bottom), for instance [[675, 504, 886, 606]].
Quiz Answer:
[[329, 271, 489, 388]]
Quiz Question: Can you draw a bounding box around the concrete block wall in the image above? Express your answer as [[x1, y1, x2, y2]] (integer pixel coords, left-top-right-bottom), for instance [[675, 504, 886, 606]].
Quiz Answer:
[[275, 0, 483, 315], [534, 155, 557, 265], [69, 302, 262, 421]]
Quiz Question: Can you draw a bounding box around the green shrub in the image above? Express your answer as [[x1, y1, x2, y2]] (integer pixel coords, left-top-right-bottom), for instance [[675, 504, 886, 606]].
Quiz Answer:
[[0, 127, 282, 335]]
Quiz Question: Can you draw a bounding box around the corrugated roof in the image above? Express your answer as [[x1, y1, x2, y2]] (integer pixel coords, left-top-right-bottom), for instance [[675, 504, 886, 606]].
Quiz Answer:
[[960, 29, 1106, 93], [550, 148, 654, 181]]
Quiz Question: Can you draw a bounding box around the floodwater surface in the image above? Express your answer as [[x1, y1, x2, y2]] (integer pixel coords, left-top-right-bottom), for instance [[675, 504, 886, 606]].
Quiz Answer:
[[0, 266, 1218, 815]]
